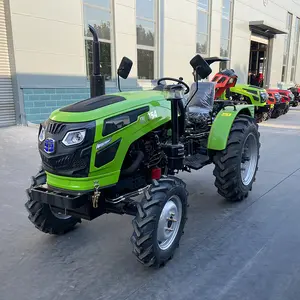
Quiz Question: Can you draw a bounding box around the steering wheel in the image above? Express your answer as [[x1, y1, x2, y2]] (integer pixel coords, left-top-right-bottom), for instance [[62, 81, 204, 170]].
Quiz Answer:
[[157, 77, 190, 94]]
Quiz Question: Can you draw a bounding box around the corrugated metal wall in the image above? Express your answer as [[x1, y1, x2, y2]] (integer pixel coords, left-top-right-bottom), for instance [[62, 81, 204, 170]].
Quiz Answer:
[[0, 0, 15, 126]]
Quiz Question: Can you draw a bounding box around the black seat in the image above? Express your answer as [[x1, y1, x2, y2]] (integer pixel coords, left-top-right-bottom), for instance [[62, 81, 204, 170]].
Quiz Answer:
[[186, 82, 215, 126]]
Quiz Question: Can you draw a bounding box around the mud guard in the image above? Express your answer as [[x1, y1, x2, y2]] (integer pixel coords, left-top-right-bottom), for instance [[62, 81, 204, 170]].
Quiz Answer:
[[207, 104, 255, 151]]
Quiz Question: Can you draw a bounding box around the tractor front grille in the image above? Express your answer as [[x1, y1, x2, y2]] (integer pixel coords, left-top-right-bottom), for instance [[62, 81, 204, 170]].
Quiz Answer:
[[41, 153, 75, 169], [39, 120, 95, 177], [41, 150, 91, 177], [47, 122, 66, 134]]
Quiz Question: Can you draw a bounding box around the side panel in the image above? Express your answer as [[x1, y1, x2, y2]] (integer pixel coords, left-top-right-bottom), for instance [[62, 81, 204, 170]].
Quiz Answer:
[[230, 85, 266, 107], [207, 105, 254, 151]]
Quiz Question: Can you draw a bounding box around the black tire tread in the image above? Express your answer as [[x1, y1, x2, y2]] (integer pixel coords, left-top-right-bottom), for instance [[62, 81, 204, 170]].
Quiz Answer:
[[25, 169, 80, 235], [213, 115, 260, 202], [131, 176, 188, 267]]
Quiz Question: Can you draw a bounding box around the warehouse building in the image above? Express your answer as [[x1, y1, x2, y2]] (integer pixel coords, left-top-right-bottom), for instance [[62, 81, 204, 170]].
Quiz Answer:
[[1, 0, 300, 126]]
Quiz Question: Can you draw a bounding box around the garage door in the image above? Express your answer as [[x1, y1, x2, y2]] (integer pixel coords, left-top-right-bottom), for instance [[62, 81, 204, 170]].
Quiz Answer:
[[0, 0, 15, 126]]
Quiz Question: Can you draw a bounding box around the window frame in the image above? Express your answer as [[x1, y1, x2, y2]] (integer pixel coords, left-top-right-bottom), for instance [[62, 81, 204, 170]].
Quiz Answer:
[[196, 0, 212, 57], [290, 17, 300, 82], [136, 0, 158, 82], [282, 12, 293, 83], [220, 0, 234, 70], [82, 0, 116, 84]]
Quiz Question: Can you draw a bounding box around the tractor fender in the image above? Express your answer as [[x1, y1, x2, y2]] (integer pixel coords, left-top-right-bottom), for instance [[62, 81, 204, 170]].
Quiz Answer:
[[207, 104, 255, 151]]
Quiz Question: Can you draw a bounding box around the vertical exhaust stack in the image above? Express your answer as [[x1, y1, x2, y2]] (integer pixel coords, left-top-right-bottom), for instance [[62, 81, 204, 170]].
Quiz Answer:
[[88, 25, 105, 98]]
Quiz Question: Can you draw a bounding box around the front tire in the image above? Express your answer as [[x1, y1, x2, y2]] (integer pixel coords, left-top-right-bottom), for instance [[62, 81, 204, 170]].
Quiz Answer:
[[25, 169, 81, 234], [131, 177, 188, 267], [271, 109, 281, 118], [213, 115, 260, 202]]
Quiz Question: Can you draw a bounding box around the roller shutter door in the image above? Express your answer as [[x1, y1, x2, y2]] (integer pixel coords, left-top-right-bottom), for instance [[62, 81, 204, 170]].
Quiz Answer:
[[0, 0, 15, 126]]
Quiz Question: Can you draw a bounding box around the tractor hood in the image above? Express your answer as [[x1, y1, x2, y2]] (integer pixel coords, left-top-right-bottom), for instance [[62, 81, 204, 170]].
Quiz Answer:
[[50, 90, 165, 123]]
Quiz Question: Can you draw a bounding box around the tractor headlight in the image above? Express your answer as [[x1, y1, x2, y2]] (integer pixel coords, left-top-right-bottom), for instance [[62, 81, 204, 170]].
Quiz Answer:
[[62, 130, 86, 146], [260, 92, 268, 103], [38, 126, 46, 142], [275, 93, 281, 103]]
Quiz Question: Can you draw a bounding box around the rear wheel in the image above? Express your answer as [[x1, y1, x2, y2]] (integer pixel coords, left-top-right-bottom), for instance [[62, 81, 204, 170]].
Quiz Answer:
[[213, 115, 260, 202], [25, 169, 81, 234], [283, 105, 289, 114], [131, 177, 188, 267]]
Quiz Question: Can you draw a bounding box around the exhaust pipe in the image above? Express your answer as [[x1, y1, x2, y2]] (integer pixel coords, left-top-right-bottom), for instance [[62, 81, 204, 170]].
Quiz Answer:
[[88, 25, 105, 98]]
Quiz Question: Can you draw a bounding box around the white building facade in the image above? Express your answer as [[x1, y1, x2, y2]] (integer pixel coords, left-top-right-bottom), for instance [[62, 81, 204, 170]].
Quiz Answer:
[[1, 0, 300, 125]]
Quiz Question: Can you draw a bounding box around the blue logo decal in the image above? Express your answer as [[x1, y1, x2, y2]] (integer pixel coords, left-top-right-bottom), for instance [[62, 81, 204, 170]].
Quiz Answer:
[[44, 138, 55, 154]]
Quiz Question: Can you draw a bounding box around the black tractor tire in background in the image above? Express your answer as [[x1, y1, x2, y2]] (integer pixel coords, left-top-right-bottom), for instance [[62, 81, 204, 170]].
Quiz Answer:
[[25, 169, 81, 234], [271, 109, 281, 119], [131, 177, 188, 267], [213, 115, 260, 202], [255, 112, 263, 123]]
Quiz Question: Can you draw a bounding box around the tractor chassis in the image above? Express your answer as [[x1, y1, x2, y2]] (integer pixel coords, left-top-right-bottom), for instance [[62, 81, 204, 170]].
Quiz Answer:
[[30, 184, 149, 220], [255, 105, 271, 122]]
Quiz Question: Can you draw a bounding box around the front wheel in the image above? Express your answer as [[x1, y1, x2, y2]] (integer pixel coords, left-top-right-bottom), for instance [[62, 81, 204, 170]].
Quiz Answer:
[[213, 115, 260, 202], [25, 169, 81, 234], [131, 177, 188, 267], [271, 109, 281, 118]]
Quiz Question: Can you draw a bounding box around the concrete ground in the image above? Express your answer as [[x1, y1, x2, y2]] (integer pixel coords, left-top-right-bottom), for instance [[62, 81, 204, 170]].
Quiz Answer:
[[1, 108, 300, 300]]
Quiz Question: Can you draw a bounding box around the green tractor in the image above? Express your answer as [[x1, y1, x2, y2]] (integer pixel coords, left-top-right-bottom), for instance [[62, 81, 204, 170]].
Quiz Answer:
[[211, 67, 270, 122], [228, 84, 270, 122], [25, 26, 260, 268]]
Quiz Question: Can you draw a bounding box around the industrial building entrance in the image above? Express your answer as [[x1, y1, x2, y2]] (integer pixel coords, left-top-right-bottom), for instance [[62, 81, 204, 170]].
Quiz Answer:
[[248, 35, 269, 88], [248, 21, 288, 89]]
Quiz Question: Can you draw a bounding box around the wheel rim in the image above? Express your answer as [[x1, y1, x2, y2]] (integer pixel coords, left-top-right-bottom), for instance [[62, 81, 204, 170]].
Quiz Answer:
[[50, 206, 71, 220], [240, 132, 258, 186], [157, 195, 182, 251], [262, 112, 269, 121]]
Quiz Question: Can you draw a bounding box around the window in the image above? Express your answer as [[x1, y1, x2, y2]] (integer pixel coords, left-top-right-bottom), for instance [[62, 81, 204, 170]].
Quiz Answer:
[[83, 0, 113, 80], [281, 12, 293, 82], [291, 17, 300, 82], [196, 0, 211, 55], [136, 0, 157, 80], [220, 0, 233, 70]]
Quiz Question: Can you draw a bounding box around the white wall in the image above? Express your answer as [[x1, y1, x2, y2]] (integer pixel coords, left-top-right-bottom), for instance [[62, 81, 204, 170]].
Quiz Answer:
[[231, 0, 300, 87], [8, 0, 86, 87], [163, 0, 197, 85], [7, 0, 300, 88]]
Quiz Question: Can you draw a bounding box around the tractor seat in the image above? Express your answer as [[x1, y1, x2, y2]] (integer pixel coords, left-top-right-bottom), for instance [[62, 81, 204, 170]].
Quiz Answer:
[[187, 82, 215, 126]]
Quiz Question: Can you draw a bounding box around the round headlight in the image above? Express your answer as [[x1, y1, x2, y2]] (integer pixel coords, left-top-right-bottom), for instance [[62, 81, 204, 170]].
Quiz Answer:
[[62, 130, 86, 146]]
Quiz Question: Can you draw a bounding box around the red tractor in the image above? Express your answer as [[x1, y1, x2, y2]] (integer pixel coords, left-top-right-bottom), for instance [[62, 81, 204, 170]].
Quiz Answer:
[[277, 89, 293, 114], [267, 89, 293, 118], [267, 89, 283, 119]]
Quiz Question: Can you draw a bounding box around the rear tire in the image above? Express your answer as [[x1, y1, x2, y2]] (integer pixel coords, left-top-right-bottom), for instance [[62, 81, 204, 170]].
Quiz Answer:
[[283, 105, 289, 114], [25, 169, 81, 234], [131, 177, 188, 267], [213, 115, 260, 202]]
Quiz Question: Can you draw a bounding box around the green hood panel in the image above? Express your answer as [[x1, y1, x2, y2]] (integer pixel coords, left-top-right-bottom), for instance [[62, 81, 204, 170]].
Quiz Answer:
[[50, 90, 165, 123], [229, 84, 268, 107]]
